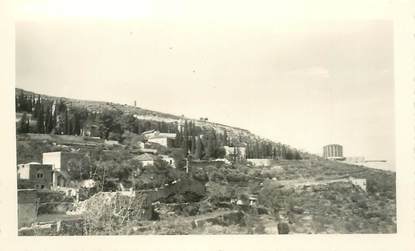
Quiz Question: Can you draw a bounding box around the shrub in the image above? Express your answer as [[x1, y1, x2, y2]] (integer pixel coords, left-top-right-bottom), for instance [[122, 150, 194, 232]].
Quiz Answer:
[[192, 168, 209, 181]]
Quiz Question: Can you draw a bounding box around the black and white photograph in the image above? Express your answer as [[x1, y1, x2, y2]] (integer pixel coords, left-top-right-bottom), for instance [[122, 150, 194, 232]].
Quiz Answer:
[[10, 0, 401, 238]]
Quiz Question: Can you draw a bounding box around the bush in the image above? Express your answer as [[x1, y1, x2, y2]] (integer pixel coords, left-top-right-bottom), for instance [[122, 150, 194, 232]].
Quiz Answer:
[[170, 148, 186, 169], [226, 170, 248, 182], [207, 182, 234, 202], [192, 168, 209, 181]]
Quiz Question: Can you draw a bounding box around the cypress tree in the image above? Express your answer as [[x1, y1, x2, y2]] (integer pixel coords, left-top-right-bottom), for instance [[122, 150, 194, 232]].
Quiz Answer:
[[64, 108, 69, 134], [18, 112, 30, 133], [195, 136, 203, 159], [191, 135, 196, 154], [36, 104, 44, 133]]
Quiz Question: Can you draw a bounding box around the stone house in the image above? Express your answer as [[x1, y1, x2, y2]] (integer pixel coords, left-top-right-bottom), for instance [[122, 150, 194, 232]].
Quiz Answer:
[[17, 162, 53, 190]]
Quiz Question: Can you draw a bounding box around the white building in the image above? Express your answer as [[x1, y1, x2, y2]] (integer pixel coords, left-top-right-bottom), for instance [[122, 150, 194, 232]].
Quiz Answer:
[[134, 153, 156, 167], [147, 136, 172, 147], [349, 177, 367, 192], [247, 159, 273, 167], [142, 129, 158, 139], [160, 155, 176, 168], [224, 146, 246, 160], [42, 151, 82, 188], [146, 131, 176, 147]]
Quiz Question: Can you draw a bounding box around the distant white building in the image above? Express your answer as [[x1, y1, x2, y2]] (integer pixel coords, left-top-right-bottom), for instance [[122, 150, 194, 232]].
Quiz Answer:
[[147, 136, 174, 148], [104, 140, 119, 146], [139, 148, 158, 154], [323, 144, 345, 160], [345, 156, 365, 163], [142, 129, 158, 139], [349, 177, 367, 192], [224, 146, 246, 160], [160, 155, 176, 168], [134, 153, 156, 167], [42, 151, 82, 188], [137, 141, 145, 149], [144, 130, 176, 147], [247, 159, 272, 167], [79, 179, 96, 189]]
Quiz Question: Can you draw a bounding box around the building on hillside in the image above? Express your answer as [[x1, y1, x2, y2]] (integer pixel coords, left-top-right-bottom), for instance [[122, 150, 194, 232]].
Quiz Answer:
[[79, 179, 97, 189], [17, 162, 53, 190], [323, 144, 345, 160], [160, 155, 176, 168], [147, 135, 175, 147], [81, 124, 100, 137], [134, 153, 157, 167], [248, 195, 258, 206], [42, 151, 83, 188], [138, 148, 158, 154], [104, 139, 119, 145], [143, 130, 176, 147], [142, 129, 158, 139], [349, 177, 367, 192], [344, 156, 365, 164], [224, 146, 246, 160], [137, 141, 145, 149], [247, 159, 273, 167]]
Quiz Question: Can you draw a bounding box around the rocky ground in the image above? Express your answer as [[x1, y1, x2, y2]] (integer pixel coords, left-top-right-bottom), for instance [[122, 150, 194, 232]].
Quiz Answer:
[[17, 135, 396, 235]]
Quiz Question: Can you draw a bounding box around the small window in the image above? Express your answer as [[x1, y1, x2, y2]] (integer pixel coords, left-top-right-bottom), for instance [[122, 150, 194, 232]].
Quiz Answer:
[[40, 185, 45, 189], [36, 172, 44, 179]]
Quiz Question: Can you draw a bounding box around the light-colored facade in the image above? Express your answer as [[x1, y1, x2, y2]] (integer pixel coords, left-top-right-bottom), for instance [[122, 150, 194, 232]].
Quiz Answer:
[[142, 129, 158, 139], [160, 155, 176, 168], [224, 146, 246, 160], [247, 158, 272, 167], [147, 137, 169, 147], [146, 131, 176, 147], [345, 156, 365, 163], [135, 153, 156, 167], [349, 178, 367, 192], [323, 144, 344, 160], [42, 151, 82, 188]]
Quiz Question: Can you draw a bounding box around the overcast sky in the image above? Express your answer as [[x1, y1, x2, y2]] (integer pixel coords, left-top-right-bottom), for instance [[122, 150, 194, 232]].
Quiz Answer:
[[15, 2, 395, 169]]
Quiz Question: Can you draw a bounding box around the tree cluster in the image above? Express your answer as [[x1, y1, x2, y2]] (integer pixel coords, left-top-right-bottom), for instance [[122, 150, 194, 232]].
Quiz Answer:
[[16, 91, 303, 160]]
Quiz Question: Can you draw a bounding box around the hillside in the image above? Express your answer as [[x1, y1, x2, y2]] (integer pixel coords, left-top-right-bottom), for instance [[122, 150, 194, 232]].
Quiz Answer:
[[15, 88, 396, 235], [15, 88, 312, 160], [16, 88, 250, 134]]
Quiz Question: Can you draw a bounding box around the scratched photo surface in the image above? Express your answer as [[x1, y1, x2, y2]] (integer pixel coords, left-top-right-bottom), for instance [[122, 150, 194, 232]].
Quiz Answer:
[[15, 15, 395, 235]]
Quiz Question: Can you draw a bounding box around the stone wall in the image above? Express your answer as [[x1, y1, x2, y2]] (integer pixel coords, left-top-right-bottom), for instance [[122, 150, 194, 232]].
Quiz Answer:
[[18, 189, 39, 228]]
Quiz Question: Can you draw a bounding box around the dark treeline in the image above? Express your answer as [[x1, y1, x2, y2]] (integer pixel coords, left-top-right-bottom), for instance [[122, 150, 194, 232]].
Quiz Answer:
[[174, 120, 302, 160], [16, 91, 177, 138], [174, 120, 227, 159], [16, 90, 302, 160]]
